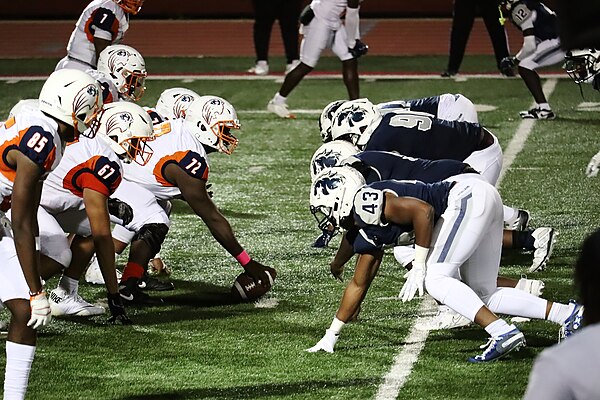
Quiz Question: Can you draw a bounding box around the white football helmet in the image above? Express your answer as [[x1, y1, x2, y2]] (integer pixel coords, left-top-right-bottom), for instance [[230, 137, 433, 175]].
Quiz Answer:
[[97, 44, 147, 102], [8, 99, 39, 118], [155, 88, 200, 120], [310, 141, 359, 181], [113, 0, 144, 15], [564, 49, 600, 85], [95, 102, 155, 165], [310, 166, 365, 232], [319, 100, 346, 143], [183, 96, 240, 154], [38, 69, 102, 137], [330, 98, 381, 149]]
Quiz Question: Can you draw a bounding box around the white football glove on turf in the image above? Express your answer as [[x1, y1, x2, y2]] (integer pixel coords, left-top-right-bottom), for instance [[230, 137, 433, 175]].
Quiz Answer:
[[586, 150, 600, 177], [399, 262, 425, 302], [27, 291, 52, 329], [306, 329, 339, 353]]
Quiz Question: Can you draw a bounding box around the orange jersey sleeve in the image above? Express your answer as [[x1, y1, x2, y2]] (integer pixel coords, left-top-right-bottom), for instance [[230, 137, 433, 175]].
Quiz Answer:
[[0, 125, 57, 183], [63, 155, 122, 197], [153, 151, 209, 186]]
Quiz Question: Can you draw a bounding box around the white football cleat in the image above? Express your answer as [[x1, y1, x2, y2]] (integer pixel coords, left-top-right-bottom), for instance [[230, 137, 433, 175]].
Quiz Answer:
[[85, 254, 122, 285], [529, 227, 557, 272], [516, 277, 545, 297], [49, 288, 105, 317], [267, 100, 295, 119], [415, 305, 471, 331], [247, 60, 269, 76], [519, 108, 555, 120]]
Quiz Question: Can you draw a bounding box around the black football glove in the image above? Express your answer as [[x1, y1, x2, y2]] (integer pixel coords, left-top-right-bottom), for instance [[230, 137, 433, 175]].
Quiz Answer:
[[500, 56, 516, 76], [107, 198, 134, 226], [107, 293, 133, 325], [349, 39, 369, 59]]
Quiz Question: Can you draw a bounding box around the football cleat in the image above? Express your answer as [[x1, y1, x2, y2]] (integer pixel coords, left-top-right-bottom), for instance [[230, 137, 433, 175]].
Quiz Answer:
[[84, 255, 122, 285], [247, 60, 269, 76], [267, 100, 295, 119], [415, 305, 471, 331], [519, 108, 556, 120], [559, 301, 584, 342], [119, 278, 164, 305], [440, 70, 457, 78], [468, 328, 526, 363], [529, 227, 557, 273], [515, 277, 545, 297], [504, 209, 530, 231], [312, 231, 334, 248], [138, 272, 174, 291], [49, 288, 105, 317]]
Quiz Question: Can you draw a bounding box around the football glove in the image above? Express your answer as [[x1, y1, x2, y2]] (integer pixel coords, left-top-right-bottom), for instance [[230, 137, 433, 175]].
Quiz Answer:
[[107, 293, 133, 325], [349, 40, 369, 58], [398, 261, 425, 302], [107, 198, 134, 226], [306, 329, 339, 353], [499, 56, 516, 77], [27, 291, 52, 330], [586, 149, 600, 177], [243, 260, 277, 288]]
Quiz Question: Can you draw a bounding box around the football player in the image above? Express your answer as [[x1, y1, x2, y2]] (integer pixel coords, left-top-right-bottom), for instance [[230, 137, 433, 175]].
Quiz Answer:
[[113, 96, 277, 302], [306, 167, 584, 361], [328, 99, 555, 272], [0, 69, 101, 400], [267, 0, 367, 118], [92, 44, 147, 104], [55, 0, 144, 71], [499, 0, 564, 119], [36, 102, 154, 319]]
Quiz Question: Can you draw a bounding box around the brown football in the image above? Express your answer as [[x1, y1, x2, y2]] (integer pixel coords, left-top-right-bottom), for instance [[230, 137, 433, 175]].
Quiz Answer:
[[231, 272, 271, 301]]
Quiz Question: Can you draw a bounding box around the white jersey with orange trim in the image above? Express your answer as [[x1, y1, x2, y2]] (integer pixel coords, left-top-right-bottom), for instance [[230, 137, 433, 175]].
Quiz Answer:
[[0, 108, 64, 207], [87, 69, 120, 104], [65, 0, 129, 68], [123, 118, 209, 200], [311, 0, 348, 30], [40, 135, 122, 214]]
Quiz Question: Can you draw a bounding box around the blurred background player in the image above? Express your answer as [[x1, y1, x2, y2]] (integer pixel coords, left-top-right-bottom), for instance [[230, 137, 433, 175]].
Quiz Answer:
[[500, 0, 563, 120], [55, 0, 144, 71], [267, 0, 368, 119], [247, 0, 302, 75], [1, 69, 101, 400]]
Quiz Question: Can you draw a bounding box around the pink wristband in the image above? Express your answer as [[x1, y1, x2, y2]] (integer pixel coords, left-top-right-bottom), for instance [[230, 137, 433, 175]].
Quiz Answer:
[[235, 250, 251, 266]]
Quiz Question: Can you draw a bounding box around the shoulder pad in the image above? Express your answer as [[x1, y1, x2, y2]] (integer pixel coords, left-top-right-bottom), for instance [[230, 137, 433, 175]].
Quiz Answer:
[[511, 3, 532, 25], [354, 187, 385, 226]]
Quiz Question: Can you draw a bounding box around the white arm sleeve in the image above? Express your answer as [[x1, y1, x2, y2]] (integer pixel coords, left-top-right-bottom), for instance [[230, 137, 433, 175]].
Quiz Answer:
[[344, 7, 360, 47]]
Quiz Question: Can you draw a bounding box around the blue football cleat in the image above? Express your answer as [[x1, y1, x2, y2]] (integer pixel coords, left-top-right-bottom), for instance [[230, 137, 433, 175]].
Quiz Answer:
[[312, 231, 334, 248], [559, 301, 584, 342], [468, 328, 526, 363]]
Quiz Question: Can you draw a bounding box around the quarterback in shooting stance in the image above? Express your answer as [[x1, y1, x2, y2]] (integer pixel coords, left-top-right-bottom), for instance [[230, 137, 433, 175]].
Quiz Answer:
[[110, 95, 277, 303], [267, 0, 368, 119], [499, 0, 564, 119], [0, 69, 101, 400], [563, 48, 600, 178], [306, 166, 584, 361], [55, 0, 144, 71]]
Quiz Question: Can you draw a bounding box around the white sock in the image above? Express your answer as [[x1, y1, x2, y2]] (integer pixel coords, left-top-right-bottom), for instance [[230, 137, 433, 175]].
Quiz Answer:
[[4, 341, 36, 400], [58, 275, 79, 294], [329, 317, 346, 334], [484, 320, 513, 337], [273, 92, 287, 105], [537, 103, 550, 110], [547, 302, 575, 324]]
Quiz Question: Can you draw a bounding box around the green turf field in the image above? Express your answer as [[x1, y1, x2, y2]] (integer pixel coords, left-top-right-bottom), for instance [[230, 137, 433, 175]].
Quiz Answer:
[[1, 57, 600, 399]]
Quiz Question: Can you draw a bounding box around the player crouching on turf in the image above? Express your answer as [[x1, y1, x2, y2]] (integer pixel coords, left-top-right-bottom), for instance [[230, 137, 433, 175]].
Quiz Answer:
[[563, 48, 600, 178], [0, 69, 102, 400], [306, 166, 583, 361], [35, 101, 154, 323], [114, 96, 276, 303]]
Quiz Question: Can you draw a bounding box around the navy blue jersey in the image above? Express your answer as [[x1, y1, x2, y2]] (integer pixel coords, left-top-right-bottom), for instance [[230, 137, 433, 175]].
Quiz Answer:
[[348, 151, 470, 184], [511, 1, 559, 40], [378, 95, 441, 116], [350, 179, 453, 254], [364, 111, 482, 161]]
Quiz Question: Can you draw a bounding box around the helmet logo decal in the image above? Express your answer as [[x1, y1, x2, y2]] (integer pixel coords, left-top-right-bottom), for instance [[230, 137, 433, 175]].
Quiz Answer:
[[313, 174, 343, 196], [105, 111, 133, 140], [73, 83, 98, 119], [201, 98, 226, 124], [312, 149, 342, 176]]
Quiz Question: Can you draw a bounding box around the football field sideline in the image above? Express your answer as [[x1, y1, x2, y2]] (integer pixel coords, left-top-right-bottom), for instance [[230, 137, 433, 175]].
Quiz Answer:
[[373, 79, 558, 400]]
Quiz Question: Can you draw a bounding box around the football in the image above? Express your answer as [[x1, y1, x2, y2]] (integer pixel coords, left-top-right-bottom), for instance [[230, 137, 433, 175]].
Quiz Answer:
[[231, 272, 272, 301]]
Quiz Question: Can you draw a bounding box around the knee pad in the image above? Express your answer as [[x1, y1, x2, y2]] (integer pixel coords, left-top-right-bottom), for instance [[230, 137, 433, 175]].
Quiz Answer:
[[132, 223, 169, 256]]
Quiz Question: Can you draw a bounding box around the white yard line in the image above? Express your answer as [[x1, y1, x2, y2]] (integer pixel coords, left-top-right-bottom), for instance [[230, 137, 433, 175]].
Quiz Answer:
[[374, 79, 558, 400]]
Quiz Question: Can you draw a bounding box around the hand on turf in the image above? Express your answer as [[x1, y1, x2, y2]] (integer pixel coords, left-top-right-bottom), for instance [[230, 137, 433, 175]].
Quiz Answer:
[[244, 260, 277, 288], [398, 261, 425, 302], [107, 293, 133, 325], [306, 329, 339, 353], [27, 291, 52, 330], [586, 150, 600, 177]]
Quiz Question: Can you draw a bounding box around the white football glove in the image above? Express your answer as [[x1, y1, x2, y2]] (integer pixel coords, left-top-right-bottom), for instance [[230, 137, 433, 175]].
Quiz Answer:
[[398, 261, 426, 302], [586, 150, 600, 177], [306, 329, 339, 353], [27, 291, 52, 330]]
